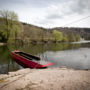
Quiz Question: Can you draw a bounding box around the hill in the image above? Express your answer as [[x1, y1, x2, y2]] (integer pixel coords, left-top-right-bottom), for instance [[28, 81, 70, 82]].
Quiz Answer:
[[51, 27, 90, 40], [0, 17, 90, 44]]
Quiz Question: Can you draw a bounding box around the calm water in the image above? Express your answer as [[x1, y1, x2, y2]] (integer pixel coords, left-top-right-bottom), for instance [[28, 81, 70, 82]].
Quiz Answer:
[[0, 42, 90, 74]]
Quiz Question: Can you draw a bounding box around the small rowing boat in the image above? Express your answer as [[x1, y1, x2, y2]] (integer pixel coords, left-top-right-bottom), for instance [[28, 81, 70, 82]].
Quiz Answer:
[[11, 50, 54, 68]]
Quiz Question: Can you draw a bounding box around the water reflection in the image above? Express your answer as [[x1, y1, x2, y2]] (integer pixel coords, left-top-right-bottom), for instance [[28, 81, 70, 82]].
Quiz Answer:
[[8, 43, 81, 53], [45, 48, 90, 69], [0, 42, 90, 74], [0, 46, 22, 74]]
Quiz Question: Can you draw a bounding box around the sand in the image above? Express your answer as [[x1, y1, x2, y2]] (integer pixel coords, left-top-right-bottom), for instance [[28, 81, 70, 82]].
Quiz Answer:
[[0, 68, 90, 90]]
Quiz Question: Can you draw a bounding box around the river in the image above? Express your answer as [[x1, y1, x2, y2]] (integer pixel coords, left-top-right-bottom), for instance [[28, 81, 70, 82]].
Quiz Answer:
[[0, 41, 90, 74]]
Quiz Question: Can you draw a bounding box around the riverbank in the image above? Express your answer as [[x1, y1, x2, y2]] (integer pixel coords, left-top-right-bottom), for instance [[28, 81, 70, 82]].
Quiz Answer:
[[0, 68, 90, 90], [71, 40, 90, 44]]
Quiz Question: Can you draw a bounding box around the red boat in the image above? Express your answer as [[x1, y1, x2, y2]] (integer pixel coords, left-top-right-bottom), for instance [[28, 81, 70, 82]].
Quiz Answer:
[[11, 50, 54, 69]]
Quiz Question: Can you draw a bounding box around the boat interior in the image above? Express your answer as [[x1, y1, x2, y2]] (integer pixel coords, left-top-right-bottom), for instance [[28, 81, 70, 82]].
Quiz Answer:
[[15, 52, 40, 61]]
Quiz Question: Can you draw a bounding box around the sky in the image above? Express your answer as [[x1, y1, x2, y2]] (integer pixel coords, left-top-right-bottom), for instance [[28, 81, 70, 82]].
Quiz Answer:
[[0, 0, 90, 28]]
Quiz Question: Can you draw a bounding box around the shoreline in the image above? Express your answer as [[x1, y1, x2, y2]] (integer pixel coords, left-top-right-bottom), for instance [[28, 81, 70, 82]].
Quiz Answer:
[[0, 68, 90, 90]]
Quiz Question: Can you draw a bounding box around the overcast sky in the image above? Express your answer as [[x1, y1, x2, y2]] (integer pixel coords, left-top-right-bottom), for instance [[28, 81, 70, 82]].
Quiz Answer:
[[0, 0, 90, 28]]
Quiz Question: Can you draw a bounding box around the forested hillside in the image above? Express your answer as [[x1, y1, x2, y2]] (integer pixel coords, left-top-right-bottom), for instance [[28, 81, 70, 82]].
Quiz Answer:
[[0, 10, 90, 44], [52, 27, 90, 40]]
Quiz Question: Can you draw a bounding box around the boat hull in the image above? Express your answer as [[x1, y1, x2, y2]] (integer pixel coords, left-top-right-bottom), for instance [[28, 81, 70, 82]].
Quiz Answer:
[[11, 51, 54, 69]]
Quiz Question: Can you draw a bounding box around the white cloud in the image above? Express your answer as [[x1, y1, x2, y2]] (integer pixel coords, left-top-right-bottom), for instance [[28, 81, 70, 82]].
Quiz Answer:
[[0, 0, 90, 28], [34, 0, 90, 28]]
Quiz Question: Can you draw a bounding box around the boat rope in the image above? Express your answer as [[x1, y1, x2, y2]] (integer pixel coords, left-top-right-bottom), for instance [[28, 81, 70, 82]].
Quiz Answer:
[[62, 15, 90, 27]]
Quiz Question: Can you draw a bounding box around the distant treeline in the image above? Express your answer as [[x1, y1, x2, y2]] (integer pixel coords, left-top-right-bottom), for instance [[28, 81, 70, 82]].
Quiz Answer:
[[52, 27, 90, 40], [22, 23, 81, 44], [0, 10, 89, 44]]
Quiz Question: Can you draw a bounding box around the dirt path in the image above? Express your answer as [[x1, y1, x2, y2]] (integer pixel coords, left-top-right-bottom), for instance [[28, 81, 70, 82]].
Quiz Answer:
[[0, 68, 90, 90]]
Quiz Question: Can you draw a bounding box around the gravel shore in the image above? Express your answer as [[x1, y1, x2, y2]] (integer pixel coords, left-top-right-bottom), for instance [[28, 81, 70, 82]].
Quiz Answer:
[[0, 68, 90, 90]]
